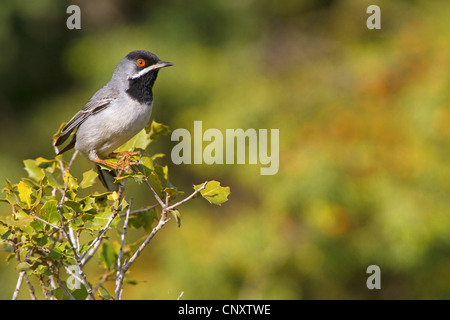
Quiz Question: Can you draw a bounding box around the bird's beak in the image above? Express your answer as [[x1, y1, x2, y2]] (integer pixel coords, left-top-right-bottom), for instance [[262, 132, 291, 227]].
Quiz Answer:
[[129, 61, 174, 79], [154, 61, 174, 69]]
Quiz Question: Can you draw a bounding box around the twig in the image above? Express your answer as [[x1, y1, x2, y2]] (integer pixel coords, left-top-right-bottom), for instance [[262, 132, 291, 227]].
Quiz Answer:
[[80, 178, 126, 266], [177, 291, 184, 300], [24, 276, 37, 300], [115, 198, 133, 300], [92, 270, 114, 295], [121, 216, 170, 274], [166, 181, 208, 211], [30, 212, 62, 231], [120, 203, 159, 217], [143, 178, 165, 207], [56, 174, 95, 300], [12, 272, 25, 300], [54, 273, 75, 300]]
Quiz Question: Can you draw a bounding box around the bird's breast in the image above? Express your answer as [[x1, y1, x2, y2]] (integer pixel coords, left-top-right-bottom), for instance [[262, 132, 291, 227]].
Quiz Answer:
[[75, 98, 153, 159]]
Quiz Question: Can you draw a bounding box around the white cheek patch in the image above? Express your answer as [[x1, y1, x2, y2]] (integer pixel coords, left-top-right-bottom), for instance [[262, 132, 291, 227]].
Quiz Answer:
[[128, 66, 153, 80], [128, 62, 170, 80]]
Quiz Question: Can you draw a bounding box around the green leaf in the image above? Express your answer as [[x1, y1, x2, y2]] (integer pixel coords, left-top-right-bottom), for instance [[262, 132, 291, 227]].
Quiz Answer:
[[98, 286, 112, 300], [16, 262, 33, 272], [147, 171, 164, 199], [32, 234, 49, 247], [44, 170, 63, 189], [49, 247, 64, 260], [100, 242, 116, 269], [23, 159, 44, 181], [170, 209, 181, 228], [116, 128, 151, 152], [35, 264, 52, 276], [194, 181, 231, 206], [129, 208, 157, 232], [79, 170, 98, 189], [72, 287, 89, 300], [90, 207, 119, 229], [155, 164, 169, 182], [0, 215, 33, 227], [163, 187, 185, 197], [149, 121, 170, 141], [40, 200, 60, 225]]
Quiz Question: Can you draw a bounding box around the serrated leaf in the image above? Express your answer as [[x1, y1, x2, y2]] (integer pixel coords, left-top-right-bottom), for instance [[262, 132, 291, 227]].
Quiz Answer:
[[149, 121, 170, 141], [23, 159, 44, 182], [79, 170, 98, 189], [64, 172, 79, 191], [116, 128, 151, 152], [0, 215, 33, 227], [194, 181, 230, 206], [17, 181, 33, 207], [40, 200, 60, 225], [16, 262, 33, 272]]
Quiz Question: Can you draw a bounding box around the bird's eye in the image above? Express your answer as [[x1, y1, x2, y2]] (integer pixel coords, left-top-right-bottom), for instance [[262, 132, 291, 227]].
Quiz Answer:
[[136, 59, 146, 67]]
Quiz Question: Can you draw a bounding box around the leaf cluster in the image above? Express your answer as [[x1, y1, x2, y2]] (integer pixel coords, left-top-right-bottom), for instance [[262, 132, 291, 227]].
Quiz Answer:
[[0, 121, 230, 299]]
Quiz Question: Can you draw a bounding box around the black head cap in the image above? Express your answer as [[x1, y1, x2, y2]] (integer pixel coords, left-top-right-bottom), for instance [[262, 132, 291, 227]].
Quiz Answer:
[[123, 50, 173, 103]]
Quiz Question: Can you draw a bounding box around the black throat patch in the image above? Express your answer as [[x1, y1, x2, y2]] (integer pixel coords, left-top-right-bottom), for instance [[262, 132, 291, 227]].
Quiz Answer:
[[126, 70, 158, 103]]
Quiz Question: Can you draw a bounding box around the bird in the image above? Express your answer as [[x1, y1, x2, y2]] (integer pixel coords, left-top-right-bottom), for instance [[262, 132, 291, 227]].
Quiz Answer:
[[54, 50, 173, 191]]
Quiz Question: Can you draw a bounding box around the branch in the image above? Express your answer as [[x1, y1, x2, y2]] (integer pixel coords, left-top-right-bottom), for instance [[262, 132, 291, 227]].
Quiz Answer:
[[56, 174, 95, 300], [80, 180, 126, 266], [166, 181, 208, 211], [143, 178, 165, 207], [115, 198, 133, 300], [121, 216, 170, 275]]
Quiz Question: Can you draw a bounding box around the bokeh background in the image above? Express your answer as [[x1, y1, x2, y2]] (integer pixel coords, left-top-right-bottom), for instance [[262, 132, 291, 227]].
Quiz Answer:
[[1, 0, 450, 299]]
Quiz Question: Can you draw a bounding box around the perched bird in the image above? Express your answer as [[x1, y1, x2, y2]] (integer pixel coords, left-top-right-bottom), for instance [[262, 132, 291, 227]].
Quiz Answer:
[[54, 50, 173, 190]]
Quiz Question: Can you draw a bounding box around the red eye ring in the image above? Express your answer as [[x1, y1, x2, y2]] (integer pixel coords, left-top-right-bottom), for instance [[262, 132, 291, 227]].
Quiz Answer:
[[136, 59, 146, 67]]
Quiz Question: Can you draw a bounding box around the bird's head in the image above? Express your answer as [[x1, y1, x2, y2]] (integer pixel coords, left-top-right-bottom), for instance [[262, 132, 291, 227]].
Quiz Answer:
[[113, 50, 173, 102]]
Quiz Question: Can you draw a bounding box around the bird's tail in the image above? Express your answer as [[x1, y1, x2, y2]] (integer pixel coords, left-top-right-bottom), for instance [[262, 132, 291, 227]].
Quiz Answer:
[[96, 165, 119, 192]]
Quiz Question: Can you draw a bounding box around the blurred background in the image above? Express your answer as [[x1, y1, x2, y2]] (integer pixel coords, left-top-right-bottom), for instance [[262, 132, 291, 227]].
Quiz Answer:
[[1, 0, 450, 299]]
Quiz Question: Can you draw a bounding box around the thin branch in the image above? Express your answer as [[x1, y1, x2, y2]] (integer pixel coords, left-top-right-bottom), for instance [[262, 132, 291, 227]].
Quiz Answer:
[[80, 179, 126, 266], [121, 216, 170, 274], [12, 272, 25, 300], [24, 276, 37, 300], [67, 150, 79, 173], [143, 178, 165, 207], [92, 270, 114, 295], [120, 203, 159, 217], [166, 181, 208, 211], [54, 273, 75, 300], [30, 212, 62, 231], [115, 198, 133, 300], [56, 175, 95, 300]]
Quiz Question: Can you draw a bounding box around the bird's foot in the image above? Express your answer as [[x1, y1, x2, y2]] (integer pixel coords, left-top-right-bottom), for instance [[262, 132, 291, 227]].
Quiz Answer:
[[106, 151, 141, 172]]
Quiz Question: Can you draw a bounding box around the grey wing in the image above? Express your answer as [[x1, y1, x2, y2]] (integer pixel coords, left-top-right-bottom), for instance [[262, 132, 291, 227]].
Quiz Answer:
[[54, 87, 118, 147]]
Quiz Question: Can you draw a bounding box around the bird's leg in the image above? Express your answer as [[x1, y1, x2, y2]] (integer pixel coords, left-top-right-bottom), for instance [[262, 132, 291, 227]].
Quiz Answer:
[[94, 158, 125, 170], [107, 151, 141, 169], [108, 151, 141, 158]]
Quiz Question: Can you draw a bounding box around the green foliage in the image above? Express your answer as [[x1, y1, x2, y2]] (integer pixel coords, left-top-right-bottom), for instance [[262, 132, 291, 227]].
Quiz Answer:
[[0, 122, 229, 300]]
